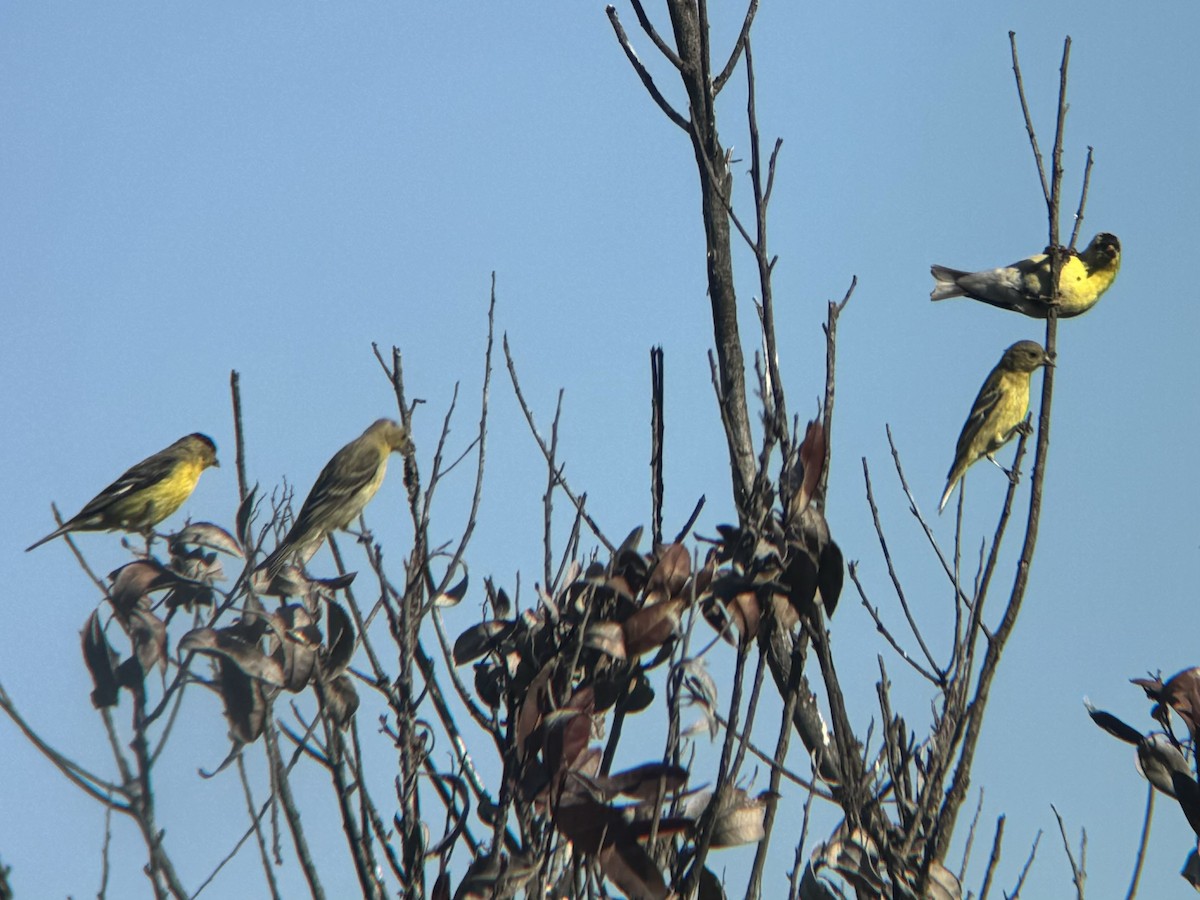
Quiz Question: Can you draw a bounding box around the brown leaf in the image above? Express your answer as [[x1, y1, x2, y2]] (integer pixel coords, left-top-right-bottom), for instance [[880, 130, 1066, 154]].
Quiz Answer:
[[818, 540, 844, 617], [108, 560, 179, 615], [584, 621, 626, 659], [646, 542, 691, 603], [453, 620, 516, 665], [81, 611, 120, 708], [322, 673, 359, 729], [544, 706, 593, 779], [697, 866, 727, 900], [235, 484, 258, 550], [790, 419, 826, 521], [514, 664, 554, 764], [596, 836, 667, 900], [623, 670, 655, 713], [703, 581, 763, 644], [218, 657, 268, 743], [125, 608, 168, 677], [621, 599, 683, 658], [324, 601, 356, 674], [591, 763, 688, 801], [170, 522, 244, 557], [434, 571, 469, 608], [1162, 668, 1200, 739], [269, 606, 320, 692], [179, 628, 286, 687]]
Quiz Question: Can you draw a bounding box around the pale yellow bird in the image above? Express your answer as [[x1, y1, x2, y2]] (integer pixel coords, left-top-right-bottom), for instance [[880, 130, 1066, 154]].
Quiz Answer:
[[940, 341, 1051, 513], [259, 419, 411, 575]]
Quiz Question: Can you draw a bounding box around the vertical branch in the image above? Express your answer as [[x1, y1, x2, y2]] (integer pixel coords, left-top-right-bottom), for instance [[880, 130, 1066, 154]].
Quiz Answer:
[[744, 39, 786, 438], [229, 371, 249, 502], [1124, 784, 1153, 900], [650, 347, 665, 548], [932, 35, 1073, 860]]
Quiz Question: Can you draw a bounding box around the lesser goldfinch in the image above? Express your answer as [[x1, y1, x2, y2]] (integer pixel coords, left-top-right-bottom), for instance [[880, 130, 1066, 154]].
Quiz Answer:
[[939, 341, 1050, 514], [26, 434, 220, 551], [259, 418, 411, 576], [931, 233, 1120, 318]]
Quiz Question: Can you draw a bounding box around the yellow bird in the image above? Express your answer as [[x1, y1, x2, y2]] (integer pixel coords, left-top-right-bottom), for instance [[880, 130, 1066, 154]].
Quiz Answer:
[[27, 433, 220, 551], [931, 232, 1120, 318], [939, 341, 1050, 514], [259, 418, 411, 576]]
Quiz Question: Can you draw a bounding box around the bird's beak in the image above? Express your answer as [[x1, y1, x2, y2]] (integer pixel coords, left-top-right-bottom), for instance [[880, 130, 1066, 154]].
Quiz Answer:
[[1044, 356, 1056, 368]]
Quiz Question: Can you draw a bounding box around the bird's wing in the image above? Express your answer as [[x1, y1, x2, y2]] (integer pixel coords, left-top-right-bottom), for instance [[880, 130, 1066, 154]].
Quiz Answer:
[[72, 451, 183, 523], [954, 370, 1006, 463], [290, 442, 384, 536]]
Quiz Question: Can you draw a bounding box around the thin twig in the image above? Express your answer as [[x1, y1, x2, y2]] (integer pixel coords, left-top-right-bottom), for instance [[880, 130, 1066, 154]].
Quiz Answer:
[[605, 6, 689, 131], [1124, 783, 1153, 900], [1052, 805, 1086, 900], [503, 335, 615, 553], [978, 815, 1005, 900]]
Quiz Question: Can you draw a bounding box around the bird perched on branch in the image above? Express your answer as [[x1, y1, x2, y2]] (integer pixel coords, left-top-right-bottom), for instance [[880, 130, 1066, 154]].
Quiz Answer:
[[930, 232, 1120, 318], [258, 418, 411, 577], [26, 433, 220, 551], [939, 341, 1051, 514]]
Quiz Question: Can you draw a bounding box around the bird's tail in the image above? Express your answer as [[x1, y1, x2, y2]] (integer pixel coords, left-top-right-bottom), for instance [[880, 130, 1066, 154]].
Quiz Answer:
[[938, 465, 966, 514], [25, 524, 69, 552], [257, 534, 322, 582], [930, 265, 967, 301]]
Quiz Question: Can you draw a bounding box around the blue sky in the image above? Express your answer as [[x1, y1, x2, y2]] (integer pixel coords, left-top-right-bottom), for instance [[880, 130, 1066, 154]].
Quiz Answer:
[[3, 2, 1198, 897]]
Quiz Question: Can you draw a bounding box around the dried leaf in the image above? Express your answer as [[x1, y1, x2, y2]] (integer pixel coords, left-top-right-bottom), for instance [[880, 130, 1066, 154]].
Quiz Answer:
[[434, 571, 469, 608], [1184, 850, 1200, 892], [704, 583, 763, 644], [108, 560, 178, 614], [171, 522, 244, 558], [179, 628, 286, 687], [453, 620, 516, 665], [81, 611, 120, 708], [697, 866, 727, 900], [646, 542, 691, 602], [818, 540, 844, 617], [473, 662, 504, 708], [324, 601, 356, 674], [269, 606, 320, 692], [218, 657, 268, 743], [592, 763, 688, 801], [623, 670, 655, 714], [322, 673, 359, 729], [616, 525, 644, 560], [1161, 668, 1200, 739], [584, 621, 626, 659], [236, 484, 258, 550], [789, 419, 826, 521], [621, 599, 683, 658], [596, 836, 667, 900], [124, 608, 167, 677]]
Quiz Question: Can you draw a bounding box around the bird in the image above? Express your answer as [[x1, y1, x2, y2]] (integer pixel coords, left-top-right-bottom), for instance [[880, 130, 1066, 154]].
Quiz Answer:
[[939, 341, 1051, 514], [931, 232, 1120, 318], [258, 418, 411, 577], [26, 433, 220, 551]]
